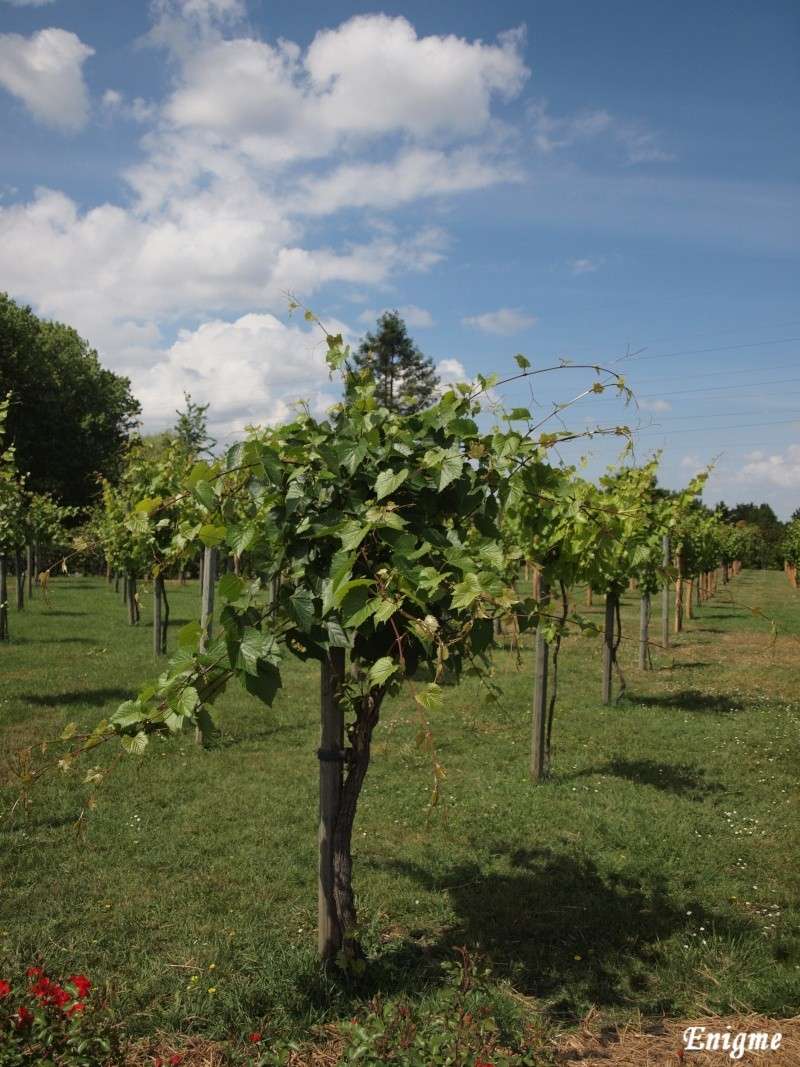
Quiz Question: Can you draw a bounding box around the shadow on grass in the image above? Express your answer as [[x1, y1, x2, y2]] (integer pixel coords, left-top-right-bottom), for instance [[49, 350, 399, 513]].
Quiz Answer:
[[22, 687, 131, 708], [701, 611, 747, 619], [312, 847, 752, 1021], [628, 689, 745, 713], [39, 637, 97, 645], [568, 757, 724, 799], [659, 661, 712, 671]]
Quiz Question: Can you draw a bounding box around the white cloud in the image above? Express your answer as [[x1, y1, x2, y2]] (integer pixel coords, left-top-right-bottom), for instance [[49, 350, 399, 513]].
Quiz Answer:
[[639, 398, 671, 413], [160, 16, 528, 167], [435, 358, 467, 387], [529, 100, 673, 165], [294, 146, 521, 215], [0, 10, 529, 430], [135, 312, 346, 439], [358, 305, 434, 329], [102, 89, 157, 123], [570, 257, 602, 275], [0, 185, 452, 394], [739, 445, 800, 489], [0, 28, 94, 131], [462, 307, 537, 335]]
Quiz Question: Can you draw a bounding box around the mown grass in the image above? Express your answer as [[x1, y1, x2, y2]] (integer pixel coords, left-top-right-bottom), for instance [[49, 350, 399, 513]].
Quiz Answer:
[[1, 570, 798, 1059]]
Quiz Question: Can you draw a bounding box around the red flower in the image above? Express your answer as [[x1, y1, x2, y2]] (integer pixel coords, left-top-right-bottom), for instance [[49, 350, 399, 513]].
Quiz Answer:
[[26, 966, 43, 979], [67, 974, 92, 999], [31, 977, 71, 1007], [169, 1056, 183, 1066], [66, 1002, 86, 1017], [249, 1032, 262, 1043], [13, 1005, 33, 1028], [0, 980, 11, 997]]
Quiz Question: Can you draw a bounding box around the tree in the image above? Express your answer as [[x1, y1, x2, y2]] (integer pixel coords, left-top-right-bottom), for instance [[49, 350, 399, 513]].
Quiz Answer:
[[44, 326, 630, 965], [726, 502, 784, 568], [174, 392, 215, 457], [353, 311, 438, 415], [0, 294, 141, 510]]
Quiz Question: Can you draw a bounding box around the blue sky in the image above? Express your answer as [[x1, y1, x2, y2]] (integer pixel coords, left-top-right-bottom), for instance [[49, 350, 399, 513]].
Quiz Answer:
[[1, 0, 798, 515]]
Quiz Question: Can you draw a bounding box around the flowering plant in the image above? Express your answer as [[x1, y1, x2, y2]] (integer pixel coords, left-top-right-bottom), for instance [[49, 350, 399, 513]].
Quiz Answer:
[[0, 964, 118, 1066]]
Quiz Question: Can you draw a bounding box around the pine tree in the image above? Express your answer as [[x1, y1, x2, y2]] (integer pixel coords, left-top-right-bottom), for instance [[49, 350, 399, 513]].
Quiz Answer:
[[353, 311, 438, 415], [175, 392, 215, 457]]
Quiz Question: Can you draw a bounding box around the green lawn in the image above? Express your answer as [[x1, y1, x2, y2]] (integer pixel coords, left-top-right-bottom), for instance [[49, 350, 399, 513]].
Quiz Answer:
[[1, 570, 798, 1062]]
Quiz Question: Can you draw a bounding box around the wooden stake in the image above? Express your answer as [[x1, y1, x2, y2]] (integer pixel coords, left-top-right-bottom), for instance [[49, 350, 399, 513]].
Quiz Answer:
[[661, 535, 670, 649], [0, 555, 8, 641], [602, 591, 616, 704], [196, 547, 218, 745], [128, 576, 139, 625], [639, 592, 650, 670], [153, 574, 163, 658], [319, 647, 345, 959], [26, 543, 33, 599], [531, 576, 550, 781], [15, 549, 23, 610], [674, 551, 684, 634]]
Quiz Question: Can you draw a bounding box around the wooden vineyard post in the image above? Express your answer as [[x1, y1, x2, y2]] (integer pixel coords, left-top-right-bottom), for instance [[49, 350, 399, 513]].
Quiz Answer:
[[26, 543, 33, 599], [15, 549, 23, 610], [639, 592, 650, 670], [531, 575, 550, 781], [0, 555, 8, 641], [661, 535, 670, 649], [127, 575, 139, 625], [685, 578, 694, 622], [586, 586, 593, 607], [153, 573, 169, 657], [318, 647, 345, 960], [196, 547, 218, 745], [153, 575, 161, 658], [674, 551, 684, 634], [602, 591, 616, 705]]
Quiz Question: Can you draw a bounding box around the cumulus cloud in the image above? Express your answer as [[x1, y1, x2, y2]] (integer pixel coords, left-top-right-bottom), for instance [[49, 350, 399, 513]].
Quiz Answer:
[[294, 146, 521, 215], [435, 358, 468, 388], [0, 28, 94, 131], [529, 100, 673, 165], [358, 305, 434, 328], [135, 312, 346, 440], [739, 445, 800, 489], [0, 9, 530, 430], [102, 89, 157, 123], [160, 17, 528, 165], [639, 398, 671, 413], [462, 307, 537, 335]]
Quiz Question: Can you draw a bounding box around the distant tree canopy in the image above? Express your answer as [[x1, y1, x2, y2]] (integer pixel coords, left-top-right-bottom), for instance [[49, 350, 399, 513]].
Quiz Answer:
[[353, 310, 438, 415], [0, 293, 140, 510], [716, 499, 785, 568]]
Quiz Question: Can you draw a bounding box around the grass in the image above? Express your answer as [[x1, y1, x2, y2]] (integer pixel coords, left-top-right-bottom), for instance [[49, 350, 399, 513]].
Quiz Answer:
[[1, 569, 799, 1061]]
